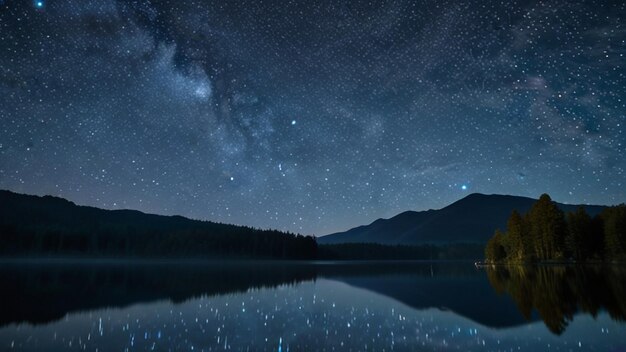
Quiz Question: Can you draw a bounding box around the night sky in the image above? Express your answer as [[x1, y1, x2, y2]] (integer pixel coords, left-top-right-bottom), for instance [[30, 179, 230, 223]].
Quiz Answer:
[[0, 0, 624, 235]]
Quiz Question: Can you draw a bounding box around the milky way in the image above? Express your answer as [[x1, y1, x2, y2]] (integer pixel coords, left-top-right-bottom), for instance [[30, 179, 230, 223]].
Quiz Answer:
[[0, 0, 624, 235]]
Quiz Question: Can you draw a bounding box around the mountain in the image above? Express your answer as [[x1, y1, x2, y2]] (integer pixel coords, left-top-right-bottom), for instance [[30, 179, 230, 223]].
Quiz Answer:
[[318, 193, 607, 245], [0, 190, 317, 259]]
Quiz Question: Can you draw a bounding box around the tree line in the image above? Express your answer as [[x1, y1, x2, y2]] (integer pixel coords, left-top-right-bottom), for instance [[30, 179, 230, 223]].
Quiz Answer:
[[0, 190, 318, 260], [0, 222, 319, 260], [485, 194, 626, 263], [318, 243, 483, 260]]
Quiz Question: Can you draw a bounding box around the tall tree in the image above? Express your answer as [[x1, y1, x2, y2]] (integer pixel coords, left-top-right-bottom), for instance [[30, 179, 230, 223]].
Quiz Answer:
[[505, 210, 530, 262], [566, 206, 592, 260], [527, 194, 567, 260], [485, 229, 507, 263], [603, 205, 626, 261]]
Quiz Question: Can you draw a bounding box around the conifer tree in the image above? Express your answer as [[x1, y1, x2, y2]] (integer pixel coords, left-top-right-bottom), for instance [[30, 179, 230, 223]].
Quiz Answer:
[[485, 229, 507, 263], [566, 206, 592, 260], [603, 205, 626, 261], [506, 210, 529, 262], [527, 194, 567, 260]]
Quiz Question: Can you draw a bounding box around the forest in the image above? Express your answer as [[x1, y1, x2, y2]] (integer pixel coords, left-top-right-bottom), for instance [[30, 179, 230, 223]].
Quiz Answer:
[[0, 190, 318, 260], [318, 243, 483, 260], [485, 194, 626, 263]]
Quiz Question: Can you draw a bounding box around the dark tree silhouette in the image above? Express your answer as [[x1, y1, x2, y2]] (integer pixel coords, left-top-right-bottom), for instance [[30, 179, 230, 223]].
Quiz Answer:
[[566, 206, 593, 260], [485, 229, 506, 263], [527, 194, 567, 260], [0, 190, 317, 260], [504, 210, 530, 262], [485, 194, 624, 263], [603, 205, 626, 261]]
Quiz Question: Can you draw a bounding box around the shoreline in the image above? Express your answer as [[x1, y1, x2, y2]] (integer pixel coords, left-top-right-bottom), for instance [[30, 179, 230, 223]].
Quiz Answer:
[[475, 260, 626, 268], [0, 257, 478, 266]]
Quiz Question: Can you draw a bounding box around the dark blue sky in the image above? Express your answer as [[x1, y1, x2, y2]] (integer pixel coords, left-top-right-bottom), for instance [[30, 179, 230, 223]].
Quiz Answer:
[[0, 0, 624, 235]]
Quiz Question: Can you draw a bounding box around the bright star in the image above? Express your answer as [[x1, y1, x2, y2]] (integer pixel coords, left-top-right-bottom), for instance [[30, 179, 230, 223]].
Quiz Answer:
[[35, 1, 43, 8], [461, 185, 468, 190], [291, 120, 296, 125], [194, 86, 210, 99]]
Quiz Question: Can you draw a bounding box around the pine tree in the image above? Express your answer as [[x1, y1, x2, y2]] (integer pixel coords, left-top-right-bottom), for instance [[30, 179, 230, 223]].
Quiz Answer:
[[565, 206, 592, 260], [485, 229, 507, 263], [527, 194, 566, 260], [506, 210, 529, 262], [603, 205, 626, 261]]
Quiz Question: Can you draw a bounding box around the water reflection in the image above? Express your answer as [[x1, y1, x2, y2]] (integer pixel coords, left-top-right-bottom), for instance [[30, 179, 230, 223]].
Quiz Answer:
[[0, 261, 625, 351], [485, 265, 626, 335], [0, 261, 317, 327]]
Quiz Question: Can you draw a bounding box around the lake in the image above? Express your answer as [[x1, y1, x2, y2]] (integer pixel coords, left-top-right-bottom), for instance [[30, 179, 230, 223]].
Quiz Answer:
[[0, 261, 624, 351]]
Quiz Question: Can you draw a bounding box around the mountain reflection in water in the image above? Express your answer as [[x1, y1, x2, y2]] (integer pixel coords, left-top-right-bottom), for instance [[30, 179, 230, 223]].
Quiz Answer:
[[0, 261, 624, 351]]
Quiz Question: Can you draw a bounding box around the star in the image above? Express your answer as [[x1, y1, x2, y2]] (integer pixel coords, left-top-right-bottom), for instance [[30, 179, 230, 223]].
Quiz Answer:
[[0, 0, 622, 236]]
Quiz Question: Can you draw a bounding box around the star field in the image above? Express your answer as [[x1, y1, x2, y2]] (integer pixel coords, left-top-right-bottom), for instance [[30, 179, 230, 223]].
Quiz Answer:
[[0, 0, 624, 235]]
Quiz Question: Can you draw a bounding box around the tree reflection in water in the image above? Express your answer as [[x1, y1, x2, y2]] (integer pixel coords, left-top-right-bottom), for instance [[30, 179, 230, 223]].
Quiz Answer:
[[486, 265, 626, 335]]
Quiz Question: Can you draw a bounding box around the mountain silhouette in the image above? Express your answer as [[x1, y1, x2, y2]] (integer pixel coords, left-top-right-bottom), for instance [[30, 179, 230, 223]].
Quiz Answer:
[[0, 190, 317, 259], [318, 193, 606, 245]]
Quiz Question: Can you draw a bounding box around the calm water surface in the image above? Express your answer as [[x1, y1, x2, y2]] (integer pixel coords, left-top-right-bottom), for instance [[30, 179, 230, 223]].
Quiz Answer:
[[0, 261, 624, 351]]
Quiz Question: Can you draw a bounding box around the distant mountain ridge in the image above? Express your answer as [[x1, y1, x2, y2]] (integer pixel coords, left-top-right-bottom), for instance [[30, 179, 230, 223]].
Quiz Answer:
[[318, 193, 607, 245], [0, 190, 317, 259]]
